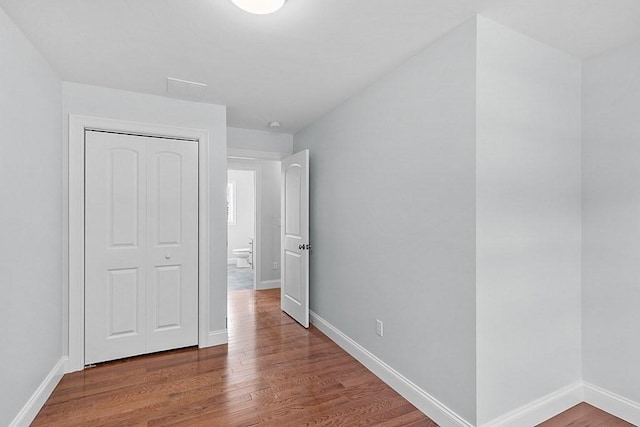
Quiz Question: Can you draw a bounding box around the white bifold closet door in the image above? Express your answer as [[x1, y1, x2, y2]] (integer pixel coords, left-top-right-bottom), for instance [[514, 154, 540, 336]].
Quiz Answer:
[[84, 130, 199, 365]]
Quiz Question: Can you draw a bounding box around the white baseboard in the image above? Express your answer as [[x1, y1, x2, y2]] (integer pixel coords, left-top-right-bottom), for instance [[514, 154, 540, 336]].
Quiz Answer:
[[9, 356, 68, 427], [309, 311, 473, 427], [584, 382, 640, 425], [257, 279, 280, 290], [480, 382, 583, 427], [201, 329, 228, 347]]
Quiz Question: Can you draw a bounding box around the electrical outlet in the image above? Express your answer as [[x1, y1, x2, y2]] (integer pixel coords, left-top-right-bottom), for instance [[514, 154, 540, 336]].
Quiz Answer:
[[376, 319, 383, 337], [273, 262, 278, 270]]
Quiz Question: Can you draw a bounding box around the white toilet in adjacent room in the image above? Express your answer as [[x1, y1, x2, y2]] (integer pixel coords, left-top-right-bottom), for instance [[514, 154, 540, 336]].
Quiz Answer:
[[232, 248, 251, 267], [232, 238, 253, 268]]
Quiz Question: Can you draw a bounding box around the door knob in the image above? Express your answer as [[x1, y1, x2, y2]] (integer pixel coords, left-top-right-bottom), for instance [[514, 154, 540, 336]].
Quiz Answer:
[[165, 253, 171, 259]]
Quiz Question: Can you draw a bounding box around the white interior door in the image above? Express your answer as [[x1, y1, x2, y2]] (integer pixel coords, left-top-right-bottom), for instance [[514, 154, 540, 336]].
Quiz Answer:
[[281, 150, 309, 328], [85, 130, 198, 365]]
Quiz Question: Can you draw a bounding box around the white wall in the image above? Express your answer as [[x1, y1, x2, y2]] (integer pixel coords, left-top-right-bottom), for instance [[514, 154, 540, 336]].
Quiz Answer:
[[475, 17, 583, 424], [62, 82, 228, 337], [582, 38, 640, 407], [228, 126, 293, 155], [0, 7, 63, 425], [294, 19, 478, 424], [227, 170, 255, 259]]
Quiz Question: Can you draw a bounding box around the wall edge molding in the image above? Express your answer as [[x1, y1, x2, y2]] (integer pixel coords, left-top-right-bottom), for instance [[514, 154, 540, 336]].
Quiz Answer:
[[9, 356, 68, 427], [583, 382, 640, 425], [309, 310, 473, 427]]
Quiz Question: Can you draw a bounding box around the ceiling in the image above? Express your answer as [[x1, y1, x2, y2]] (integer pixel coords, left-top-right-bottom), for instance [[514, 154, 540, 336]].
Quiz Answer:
[[1, 0, 639, 134]]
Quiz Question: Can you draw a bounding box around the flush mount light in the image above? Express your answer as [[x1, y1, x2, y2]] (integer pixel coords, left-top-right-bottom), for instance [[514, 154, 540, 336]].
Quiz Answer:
[[268, 121, 281, 128], [231, 0, 287, 14]]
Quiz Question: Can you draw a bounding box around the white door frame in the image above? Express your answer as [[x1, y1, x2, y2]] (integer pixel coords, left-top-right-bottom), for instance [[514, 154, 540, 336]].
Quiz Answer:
[[227, 164, 261, 289], [68, 114, 210, 372]]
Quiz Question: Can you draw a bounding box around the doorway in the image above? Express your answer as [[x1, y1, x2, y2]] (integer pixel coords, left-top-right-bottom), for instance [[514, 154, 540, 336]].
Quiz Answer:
[[226, 157, 283, 295], [227, 169, 256, 292]]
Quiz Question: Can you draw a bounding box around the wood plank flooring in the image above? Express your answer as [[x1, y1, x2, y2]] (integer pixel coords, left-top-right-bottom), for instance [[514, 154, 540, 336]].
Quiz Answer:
[[538, 403, 635, 427], [33, 289, 435, 426], [32, 289, 633, 426]]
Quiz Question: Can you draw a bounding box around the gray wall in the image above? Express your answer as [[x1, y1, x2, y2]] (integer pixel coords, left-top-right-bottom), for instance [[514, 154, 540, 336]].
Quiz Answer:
[[582, 37, 640, 404], [0, 7, 63, 425], [475, 17, 583, 424], [294, 19, 478, 424], [256, 160, 281, 283], [62, 82, 228, 338]]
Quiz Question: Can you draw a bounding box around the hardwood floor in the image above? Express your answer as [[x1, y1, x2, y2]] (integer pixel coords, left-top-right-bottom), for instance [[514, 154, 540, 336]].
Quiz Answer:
[[538, 403, 635, 427], [32, 289, 633, 426], [33, 289, 435, 426]]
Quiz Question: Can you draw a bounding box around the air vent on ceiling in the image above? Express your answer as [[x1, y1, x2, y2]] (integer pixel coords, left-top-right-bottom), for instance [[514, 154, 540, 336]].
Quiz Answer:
[[166, 77, 207, 101]]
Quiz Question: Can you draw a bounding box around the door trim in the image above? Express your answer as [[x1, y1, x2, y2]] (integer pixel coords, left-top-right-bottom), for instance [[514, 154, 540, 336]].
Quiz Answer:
[[228, 147, 291, 161], [68, 115, 211, 372]]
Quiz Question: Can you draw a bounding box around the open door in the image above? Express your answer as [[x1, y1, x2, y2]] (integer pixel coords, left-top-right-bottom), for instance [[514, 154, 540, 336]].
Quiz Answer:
[[281, 150, 309, 328]]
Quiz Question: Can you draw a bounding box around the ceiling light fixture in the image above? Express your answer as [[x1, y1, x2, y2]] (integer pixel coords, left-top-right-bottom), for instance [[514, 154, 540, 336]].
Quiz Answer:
[[268, 121, 281, 128], [231, 0, 287, 15]]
